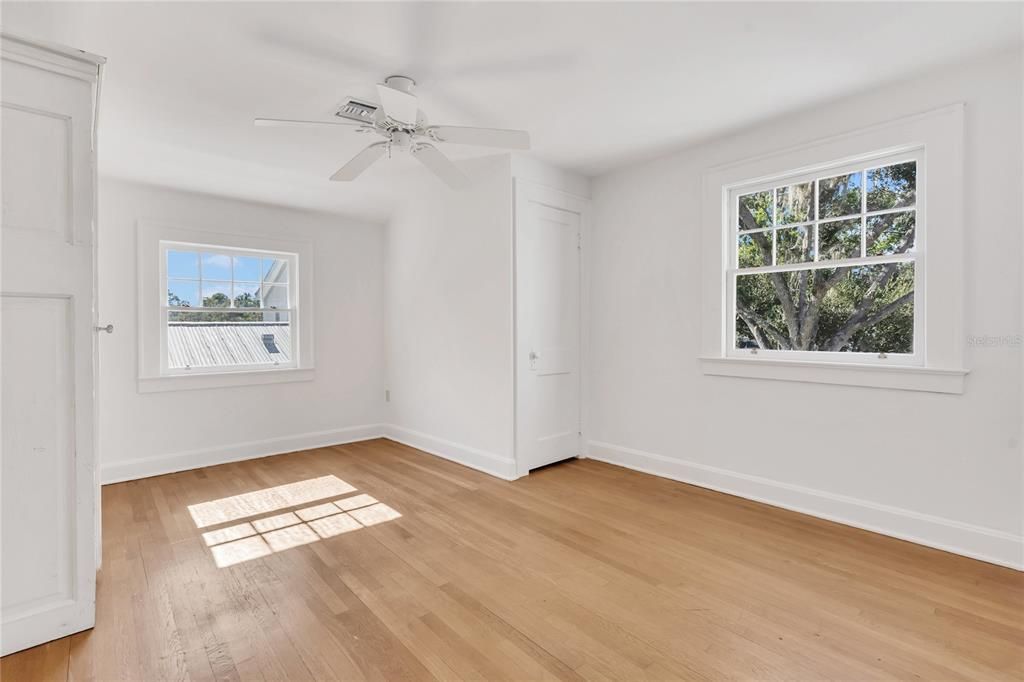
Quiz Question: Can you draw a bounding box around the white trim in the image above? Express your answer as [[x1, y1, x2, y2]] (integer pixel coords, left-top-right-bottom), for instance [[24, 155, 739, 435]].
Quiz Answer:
[[101, 424, 385, 484], [138, 367, 314, 393], [0, 32, 105, 67], [383, 424, 519, 481], [587, 440, 1023, 571], [701, 104, 965, 386], [137, 220, 315, 390], [100, 423, 518, 485], [0, 32, 104, 82], [699, 356, 966, 393]]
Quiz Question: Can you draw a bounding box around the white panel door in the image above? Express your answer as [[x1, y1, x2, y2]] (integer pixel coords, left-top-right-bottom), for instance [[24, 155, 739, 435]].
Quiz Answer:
[[515, 185, 582, 474], [1, 35, 103, 656]]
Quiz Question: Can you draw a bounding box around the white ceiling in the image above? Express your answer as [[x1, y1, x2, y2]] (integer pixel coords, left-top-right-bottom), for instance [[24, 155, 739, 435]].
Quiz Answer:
[[3, 2, 1020, 222]]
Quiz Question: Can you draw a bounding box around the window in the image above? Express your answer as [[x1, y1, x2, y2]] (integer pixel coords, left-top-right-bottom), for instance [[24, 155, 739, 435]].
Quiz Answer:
[[728, 151, 921, 364], [699, 105, 967, 392], [160, 242, 298, 374]]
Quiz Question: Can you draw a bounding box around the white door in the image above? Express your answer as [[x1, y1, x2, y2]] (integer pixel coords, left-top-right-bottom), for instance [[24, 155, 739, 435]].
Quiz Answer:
[[515, 183, 583, 474], [1, 35, 104, 656]]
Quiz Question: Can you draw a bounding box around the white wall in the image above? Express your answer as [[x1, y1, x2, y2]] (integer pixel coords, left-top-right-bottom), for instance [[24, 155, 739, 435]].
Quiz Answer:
[[99, 179, 387, 482], [384, 154, 589, 479], [384, 156, 517, 477], [586, 48, 1024, 568]]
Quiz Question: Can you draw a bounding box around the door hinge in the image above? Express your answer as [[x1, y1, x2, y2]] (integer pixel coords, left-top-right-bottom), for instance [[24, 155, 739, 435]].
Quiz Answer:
[[577, 232, 581, 250]]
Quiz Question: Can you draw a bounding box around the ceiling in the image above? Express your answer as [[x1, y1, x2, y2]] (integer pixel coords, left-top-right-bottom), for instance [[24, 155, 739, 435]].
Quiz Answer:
[[3, 2, 1020, 222]]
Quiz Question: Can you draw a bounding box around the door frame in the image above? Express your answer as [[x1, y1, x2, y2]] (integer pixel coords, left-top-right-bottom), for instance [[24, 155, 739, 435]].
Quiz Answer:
[[511, 179, 590, 478]]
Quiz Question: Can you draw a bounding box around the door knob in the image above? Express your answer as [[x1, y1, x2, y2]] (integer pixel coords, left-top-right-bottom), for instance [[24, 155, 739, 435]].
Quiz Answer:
[[529, 351, 539, 361], [95, 324, 114, 334]]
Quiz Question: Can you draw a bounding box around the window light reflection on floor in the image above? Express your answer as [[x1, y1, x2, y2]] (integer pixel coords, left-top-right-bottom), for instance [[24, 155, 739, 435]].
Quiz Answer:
[[188, 475, 357, 528], [191, 476, 401, 568]]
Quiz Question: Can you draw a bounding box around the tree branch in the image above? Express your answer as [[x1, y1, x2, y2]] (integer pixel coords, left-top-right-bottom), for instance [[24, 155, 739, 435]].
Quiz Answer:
[[826, 290, 914, 351], [736, 303, 792, 350]]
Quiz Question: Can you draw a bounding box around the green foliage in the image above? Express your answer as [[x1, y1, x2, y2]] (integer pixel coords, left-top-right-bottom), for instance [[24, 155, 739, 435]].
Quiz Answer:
[[739, 191, 773, 229], [737, 265, 914, 353], [867, 162, 916, 211], [166, 290, 265, 322], [167, 290, 190, 307], [819, 173, 861, 218], [234, 292, 260, 308]]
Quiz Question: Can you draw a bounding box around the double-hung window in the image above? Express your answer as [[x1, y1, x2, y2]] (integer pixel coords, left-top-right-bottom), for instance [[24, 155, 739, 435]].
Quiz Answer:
[[727, 151, 922, 364], [701, 105, 966, 393], [160, 242, 298, 374]]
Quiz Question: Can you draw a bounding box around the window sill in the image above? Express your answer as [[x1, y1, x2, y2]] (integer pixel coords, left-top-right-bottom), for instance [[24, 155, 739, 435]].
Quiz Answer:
[[698, 357, 966, 394], [138, 367, 314, 393]]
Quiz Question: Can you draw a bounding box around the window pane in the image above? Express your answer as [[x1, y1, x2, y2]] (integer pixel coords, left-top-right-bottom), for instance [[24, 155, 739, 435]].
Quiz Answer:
[[818, 172, 862, 219], [867, 211, 915, 256], [818, 219, 862, 261], [202, 281, 232, 308], [867, 161, 916, 211], [167, 279, 199, 307], [818, 264, 914, 353], [735, 271, 793, 350], [167, 311, 292, 369], [201, 252, 232, 280], [775, 182, 813, 224], [737, 191, 773, 230], [736, 263, 914, 353], [233, 256, 261, 282], [262, 284, 289, 309], [262, 257, 289, 285], [776, 227, 812, 265], [233, 281, 261, 308], [738, 232, 771, 269], [167, 250, 199, 279]]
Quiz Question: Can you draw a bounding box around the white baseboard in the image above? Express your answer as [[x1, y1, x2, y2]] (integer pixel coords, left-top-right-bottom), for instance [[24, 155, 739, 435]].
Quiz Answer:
[[382, 424, 519, 480], [101, 424, 386, 484], [588, 440, 1023, 571]]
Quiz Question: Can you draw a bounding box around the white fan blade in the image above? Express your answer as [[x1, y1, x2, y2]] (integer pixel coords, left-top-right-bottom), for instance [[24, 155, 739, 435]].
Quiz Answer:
[[376, 83, 419, 125], [411, 144, 468, 190], [428, 125, 530, 150], [255, 117, 366, 129], [330, 142, 388, 181]]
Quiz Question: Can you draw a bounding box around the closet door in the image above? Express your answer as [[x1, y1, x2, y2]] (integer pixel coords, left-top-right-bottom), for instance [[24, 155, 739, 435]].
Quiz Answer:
[[1, 34, 104, 656]]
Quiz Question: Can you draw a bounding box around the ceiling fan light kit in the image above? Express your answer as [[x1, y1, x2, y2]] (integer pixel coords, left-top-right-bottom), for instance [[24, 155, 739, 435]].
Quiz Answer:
[[256, 74, 531, 190]]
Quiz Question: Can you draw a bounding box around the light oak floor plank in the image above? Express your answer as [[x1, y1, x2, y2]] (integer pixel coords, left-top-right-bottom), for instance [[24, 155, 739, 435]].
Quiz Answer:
[[3, 438, 1022, 680]]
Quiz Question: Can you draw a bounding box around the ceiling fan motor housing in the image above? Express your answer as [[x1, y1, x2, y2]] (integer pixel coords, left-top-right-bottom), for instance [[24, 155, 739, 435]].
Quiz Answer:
[[390, 130, 413, 149], [383, 75, 416, 94]]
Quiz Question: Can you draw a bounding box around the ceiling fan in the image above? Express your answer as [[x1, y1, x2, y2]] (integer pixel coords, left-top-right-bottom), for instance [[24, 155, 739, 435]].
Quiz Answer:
[[255, 75, 530, 189]]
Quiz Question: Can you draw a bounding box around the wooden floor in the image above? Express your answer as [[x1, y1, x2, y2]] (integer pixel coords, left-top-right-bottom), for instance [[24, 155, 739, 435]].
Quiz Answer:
[[3, 439, 1022, 681]]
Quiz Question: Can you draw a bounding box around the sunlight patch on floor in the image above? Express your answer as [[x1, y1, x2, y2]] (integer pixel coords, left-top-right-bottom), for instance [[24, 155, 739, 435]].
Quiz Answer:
[[187, 475, 357, 528], [190, 477, 400, 567]]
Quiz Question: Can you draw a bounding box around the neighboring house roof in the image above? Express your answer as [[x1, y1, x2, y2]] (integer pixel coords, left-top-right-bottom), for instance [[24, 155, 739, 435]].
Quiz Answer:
[[168, 323, 291, 368]]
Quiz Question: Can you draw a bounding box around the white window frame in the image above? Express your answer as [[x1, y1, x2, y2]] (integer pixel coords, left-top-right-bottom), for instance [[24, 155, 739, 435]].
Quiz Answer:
[[159, 241, 300, 376], [699, 104, 968, 393], [137, 221, 315, 393], [725, 148, 924, 366]]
